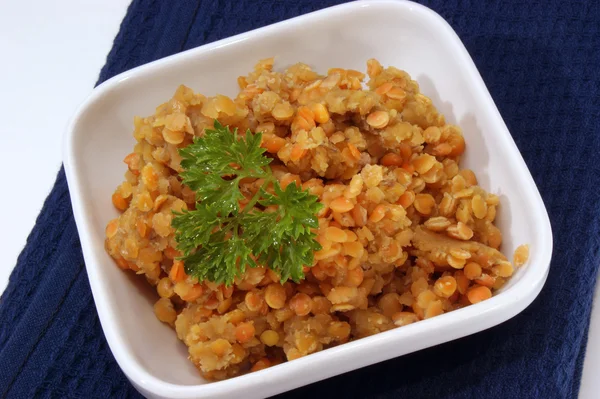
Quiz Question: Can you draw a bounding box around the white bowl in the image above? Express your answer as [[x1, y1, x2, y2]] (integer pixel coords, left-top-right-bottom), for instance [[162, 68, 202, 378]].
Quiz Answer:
[[63, 1, 553, 398]]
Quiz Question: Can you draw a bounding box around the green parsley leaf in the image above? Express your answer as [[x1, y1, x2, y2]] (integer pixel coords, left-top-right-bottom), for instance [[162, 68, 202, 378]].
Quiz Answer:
[[172, 120, 322, 285], [170, 205, 220, 256], [182, 232, 257, 284], [178, 120, 270, 216], [242, 183, 322, 282]]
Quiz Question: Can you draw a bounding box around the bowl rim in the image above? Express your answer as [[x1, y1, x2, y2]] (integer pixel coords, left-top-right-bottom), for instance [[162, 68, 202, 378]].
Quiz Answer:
[[63, 1, 554, 397]]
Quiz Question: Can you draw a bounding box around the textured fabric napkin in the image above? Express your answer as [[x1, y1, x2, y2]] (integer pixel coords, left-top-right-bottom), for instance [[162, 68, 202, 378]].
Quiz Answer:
[[1, 1, 599, 398]]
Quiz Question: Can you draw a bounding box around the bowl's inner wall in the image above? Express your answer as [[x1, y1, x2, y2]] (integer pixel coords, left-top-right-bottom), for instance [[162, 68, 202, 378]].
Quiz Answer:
[[73, 3, 535, 385]]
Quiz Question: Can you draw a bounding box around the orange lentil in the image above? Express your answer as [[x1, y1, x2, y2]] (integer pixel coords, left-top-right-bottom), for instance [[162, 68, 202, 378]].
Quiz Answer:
[[492, 261, 514, 277], [351, 204, 367, 227], [154, 298, 177, 324], [413, 194, 435, 215], [262, 135, 286, 153], [280, 173, 302, 189], [434, 276, 457, 298], [460, 169, 478, 186], [513, 244, 530, 267], [297, 106, 315, 121], [369, 204, 387, 223], [447, 132, 466, 156], [136, 219, 148, 238], [111, 192, 129, 211], [290, 144, 306, 161], [380, 153, 403, 167], [169, 260, 187, 283], [272, 103, 294, 120], [330, 196, 355, 213], [378, 293, 403, 317], [163, 246, 180, 260], [245, 291, 264, 312], [265, 284, 286, 309], [474, 273, 496, 287], [347, 143, 361, 160], [289, 293, 312, 316], [311, 103, 330, 124], [467, 285, 492, 304], [237, 76, 248, 89], [105, 219, 119, 238], [115, 257, 130, 270], [455, 271, 470, 295], [402, 162, 415, 174], [392, 312, 419, 327], [235, 322, 256, 343], [464, 262, 482, 280], [260, 330, 280, 346], [328, 322, 351, 340], [432, 142, 452, 156], [251, 358, 272, 372], [375, 82, 393, 95], [366, 58, 383, 77], [123, 152, 140, 173], [344, 267, 364, 287], [181, 284, 203, 302], [397, 191, 415, 208], [157, 277, 174, 298], [343, 241, 364, 259], [325, 226, 347, 243], [366, 111, 390, 129], [136, 192, 153, 212]]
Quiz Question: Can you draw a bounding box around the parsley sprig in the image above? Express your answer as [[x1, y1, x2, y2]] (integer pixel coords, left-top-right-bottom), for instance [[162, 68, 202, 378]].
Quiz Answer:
[[171, 121, 322, 285]]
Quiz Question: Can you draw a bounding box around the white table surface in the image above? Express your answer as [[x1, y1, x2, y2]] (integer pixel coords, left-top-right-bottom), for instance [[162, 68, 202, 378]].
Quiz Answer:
[[0, 1, 597, 397], [0, 0, 130, 290]]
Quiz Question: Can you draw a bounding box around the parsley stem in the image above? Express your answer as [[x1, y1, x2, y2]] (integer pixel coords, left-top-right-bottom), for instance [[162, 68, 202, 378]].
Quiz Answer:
[[242, 175, 273, 214]]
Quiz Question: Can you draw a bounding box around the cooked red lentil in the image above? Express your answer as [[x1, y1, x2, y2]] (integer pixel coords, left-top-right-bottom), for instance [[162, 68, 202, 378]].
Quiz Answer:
[[105, 58, 529, 380]]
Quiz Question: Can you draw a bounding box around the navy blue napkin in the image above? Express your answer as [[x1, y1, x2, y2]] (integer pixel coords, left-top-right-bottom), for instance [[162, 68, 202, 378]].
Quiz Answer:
[[1, 1, 599, 398]]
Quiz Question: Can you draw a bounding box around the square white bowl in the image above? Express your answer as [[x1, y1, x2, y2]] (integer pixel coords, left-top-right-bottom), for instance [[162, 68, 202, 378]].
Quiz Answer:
[[63, 1, 553, 398]]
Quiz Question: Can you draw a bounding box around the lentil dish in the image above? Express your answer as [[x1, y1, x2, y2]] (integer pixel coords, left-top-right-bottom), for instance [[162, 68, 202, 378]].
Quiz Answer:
[[105, 58, 529, 380]]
